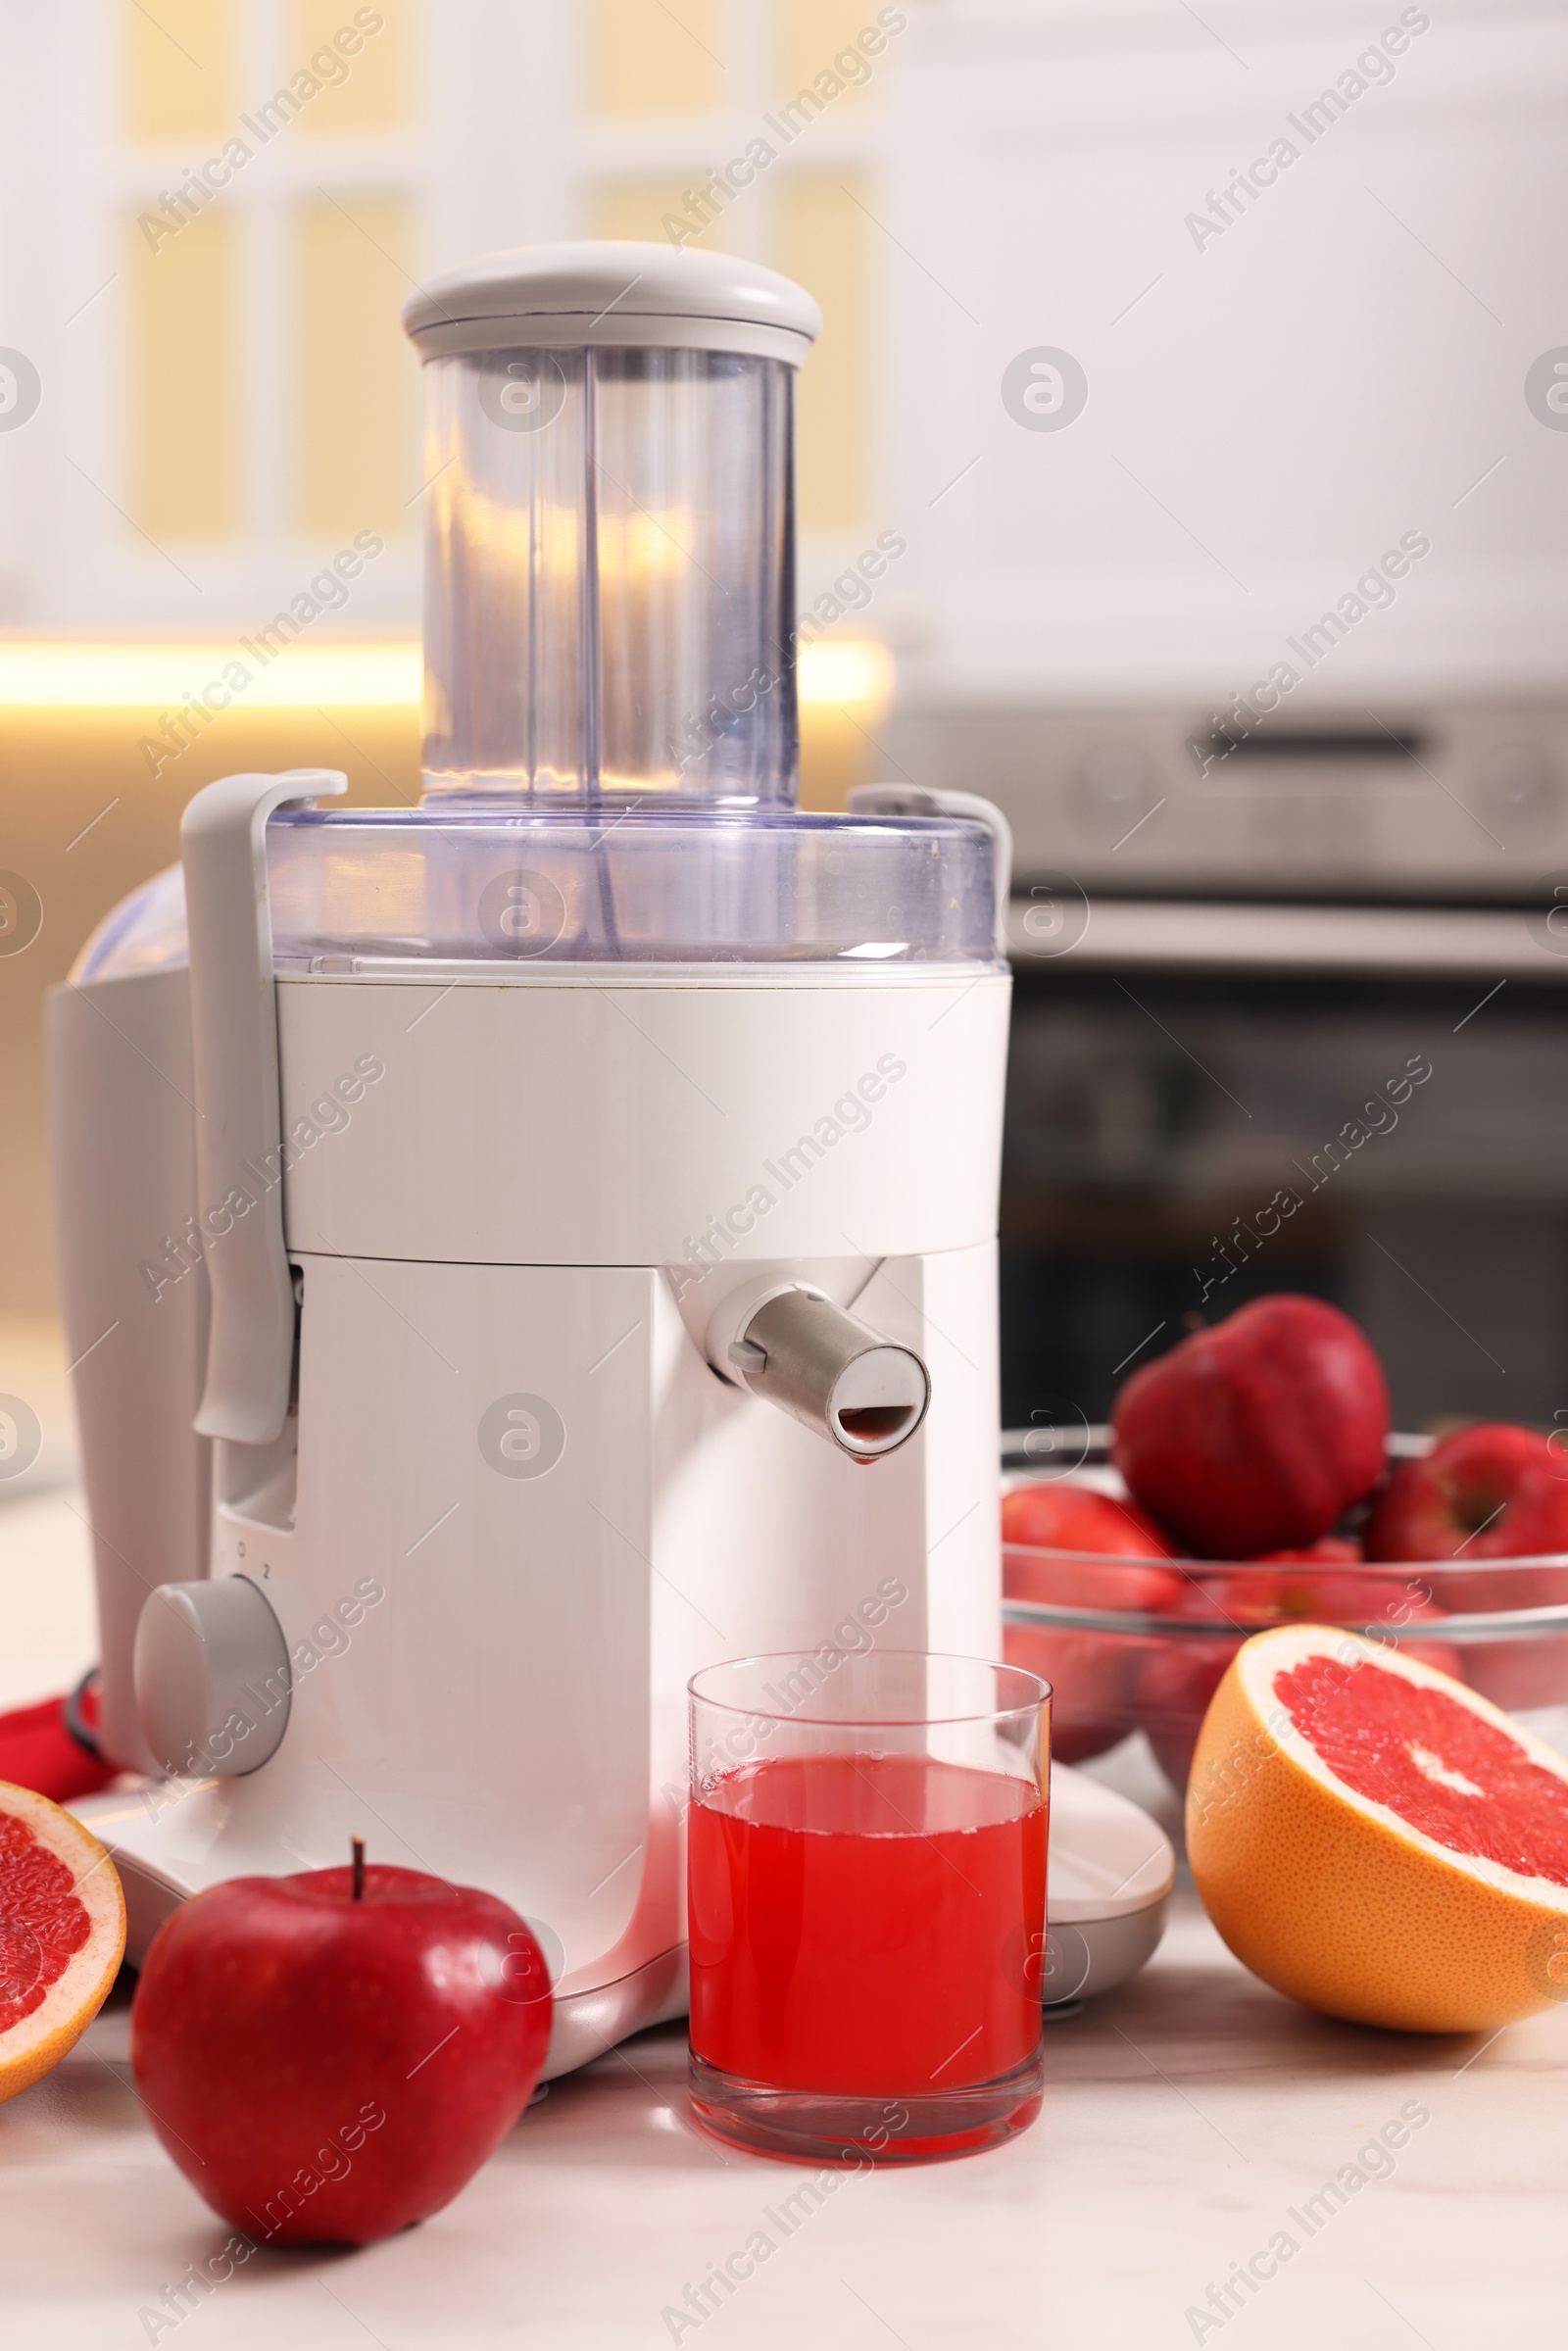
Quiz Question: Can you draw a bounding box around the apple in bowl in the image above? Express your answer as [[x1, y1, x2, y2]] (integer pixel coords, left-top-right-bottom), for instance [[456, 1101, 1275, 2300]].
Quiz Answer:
[[1002, 1482, 1187, 1763], [1134, 1541, 1460, 1793], [1365, 1424, 1568, 1708], [1365, 1423, 1568, 1568], [1111, 1295, 1389, 1559]]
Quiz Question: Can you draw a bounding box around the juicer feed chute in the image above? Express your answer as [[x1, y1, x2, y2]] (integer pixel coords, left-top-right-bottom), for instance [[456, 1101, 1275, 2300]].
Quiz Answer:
[[407, 243, 819, 808]]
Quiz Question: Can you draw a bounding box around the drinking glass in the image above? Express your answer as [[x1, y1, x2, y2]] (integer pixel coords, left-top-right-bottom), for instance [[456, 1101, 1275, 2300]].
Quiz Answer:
[[687, 1650, 1050, 2164]]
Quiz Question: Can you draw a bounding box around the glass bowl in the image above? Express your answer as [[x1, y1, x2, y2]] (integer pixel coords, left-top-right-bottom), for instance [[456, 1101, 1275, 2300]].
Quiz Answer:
[[1001, 1430, 1568, 1793]]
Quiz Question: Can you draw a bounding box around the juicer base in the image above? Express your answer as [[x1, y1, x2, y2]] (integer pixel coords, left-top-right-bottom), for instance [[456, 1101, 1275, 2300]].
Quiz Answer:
[[69, 1782, 691, 2080], [542, 1943, 690, 2080]]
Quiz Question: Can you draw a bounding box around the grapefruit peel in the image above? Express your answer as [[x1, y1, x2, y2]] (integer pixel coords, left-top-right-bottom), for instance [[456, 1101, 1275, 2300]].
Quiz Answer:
[[1188, 1625, 1568, 2033], [0, 1781, 125, 2101]]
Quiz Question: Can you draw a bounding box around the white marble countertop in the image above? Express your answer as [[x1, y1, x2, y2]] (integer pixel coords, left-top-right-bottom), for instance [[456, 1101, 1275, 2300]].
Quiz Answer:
[[3, 1472, 1565, 2348]]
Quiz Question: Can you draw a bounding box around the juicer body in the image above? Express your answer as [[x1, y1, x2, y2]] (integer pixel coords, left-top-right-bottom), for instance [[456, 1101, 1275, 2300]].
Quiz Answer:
[[56, 949, 1009, 2075], [50, 241, 1016, 2075]]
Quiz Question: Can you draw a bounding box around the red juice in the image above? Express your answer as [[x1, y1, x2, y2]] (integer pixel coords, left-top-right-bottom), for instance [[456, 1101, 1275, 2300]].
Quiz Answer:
[[688, 1752, 1047, 2096]]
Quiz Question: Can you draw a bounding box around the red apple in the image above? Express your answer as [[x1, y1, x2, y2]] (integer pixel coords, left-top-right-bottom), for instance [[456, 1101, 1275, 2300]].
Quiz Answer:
[[1111, 1295, 1390, 1559], [1366, 1425, 1568, 1710], [1136, 1630, 1240, 1794], [131, 1856, 552, 2245], [1003, 1481, 1188, 1762], [1002, 1482, 1175, 1566], [1135, 1556, 1458, 1792], [1002, 1620, 1137, 1765], [1364, 1423, 1568, 1567], [1198, 1549, 1450, 1656], [1249, 1538, 1363, 1566], [1215, 1560, 1447, 1632]]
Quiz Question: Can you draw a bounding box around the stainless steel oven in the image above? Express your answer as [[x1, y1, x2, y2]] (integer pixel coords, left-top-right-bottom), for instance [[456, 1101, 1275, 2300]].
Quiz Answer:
[[886, 700, 1568, 1432]]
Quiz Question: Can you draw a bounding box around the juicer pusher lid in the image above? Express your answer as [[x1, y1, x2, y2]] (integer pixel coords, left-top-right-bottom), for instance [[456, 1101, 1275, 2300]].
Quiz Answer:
[[402, 242, 822, 364]]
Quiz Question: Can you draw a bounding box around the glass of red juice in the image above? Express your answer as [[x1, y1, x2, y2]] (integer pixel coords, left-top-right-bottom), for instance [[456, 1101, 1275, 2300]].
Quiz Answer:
[[686, 1650, 1049, 2165]]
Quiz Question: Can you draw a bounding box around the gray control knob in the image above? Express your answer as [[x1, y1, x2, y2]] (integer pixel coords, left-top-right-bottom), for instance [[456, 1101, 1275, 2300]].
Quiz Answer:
[[133, 1575, 293, 1780]]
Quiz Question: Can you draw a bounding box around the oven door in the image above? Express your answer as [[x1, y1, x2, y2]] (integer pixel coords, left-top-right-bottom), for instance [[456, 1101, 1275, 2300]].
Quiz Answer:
[[1003, 898, 1568, 1433]]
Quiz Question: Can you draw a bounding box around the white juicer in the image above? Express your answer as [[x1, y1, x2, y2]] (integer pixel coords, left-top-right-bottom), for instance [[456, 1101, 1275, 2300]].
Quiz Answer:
[[51, 244, 1168, 2072]]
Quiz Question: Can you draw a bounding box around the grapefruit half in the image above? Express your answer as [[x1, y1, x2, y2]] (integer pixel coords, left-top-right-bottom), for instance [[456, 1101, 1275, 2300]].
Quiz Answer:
[[0, 1783, 124, 2100], [1188, 1625, 1568, 2033]]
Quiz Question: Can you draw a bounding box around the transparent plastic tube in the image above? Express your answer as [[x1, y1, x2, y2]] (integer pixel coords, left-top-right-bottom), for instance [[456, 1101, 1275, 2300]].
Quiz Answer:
[[420, 346, 797, 808]]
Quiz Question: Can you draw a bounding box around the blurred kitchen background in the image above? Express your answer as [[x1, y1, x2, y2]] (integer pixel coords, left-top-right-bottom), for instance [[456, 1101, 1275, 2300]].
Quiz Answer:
[[2, 0, 1567, 1617]]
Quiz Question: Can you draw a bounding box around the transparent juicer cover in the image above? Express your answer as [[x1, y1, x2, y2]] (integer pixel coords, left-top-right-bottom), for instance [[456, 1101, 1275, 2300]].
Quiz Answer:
[[82, 245, 1001, 978]]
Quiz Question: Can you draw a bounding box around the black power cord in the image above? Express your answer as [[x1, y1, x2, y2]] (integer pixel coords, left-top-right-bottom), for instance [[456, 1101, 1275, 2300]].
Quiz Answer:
[[64, 1665, 103, 1760]]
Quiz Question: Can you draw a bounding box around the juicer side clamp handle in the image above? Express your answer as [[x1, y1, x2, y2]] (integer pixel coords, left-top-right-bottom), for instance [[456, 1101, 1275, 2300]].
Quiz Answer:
[[182, 769, 347, 1445], [849, 784, 1014, 958]]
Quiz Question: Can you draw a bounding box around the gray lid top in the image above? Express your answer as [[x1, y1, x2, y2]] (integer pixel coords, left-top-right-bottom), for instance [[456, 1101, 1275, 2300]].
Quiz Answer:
[[402, 240, 823, 365]]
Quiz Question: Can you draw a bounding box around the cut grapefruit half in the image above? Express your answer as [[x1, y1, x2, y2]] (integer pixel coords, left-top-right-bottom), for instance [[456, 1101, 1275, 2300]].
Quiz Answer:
[[0, 1782, 124, 2100], [1188, 1625, 1568, 2033]]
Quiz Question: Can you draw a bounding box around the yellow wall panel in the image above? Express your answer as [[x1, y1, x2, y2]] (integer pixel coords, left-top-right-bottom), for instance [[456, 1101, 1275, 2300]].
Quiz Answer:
[[293, 0, 408, 132], [590, 0, 722, 118], [297, 194, 413, 537], [127, 0, 234, 141], [776, 175, 867, 534], [590, 178, 729, 249], [132, 208, 236, 538], [777, 0, 892, 109]]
